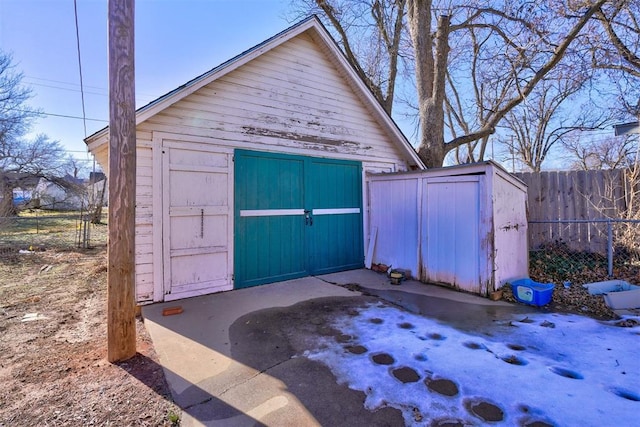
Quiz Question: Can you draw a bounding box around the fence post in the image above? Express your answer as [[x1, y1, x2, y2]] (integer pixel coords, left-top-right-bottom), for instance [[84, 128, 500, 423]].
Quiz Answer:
[[607, 220, 613, 277]]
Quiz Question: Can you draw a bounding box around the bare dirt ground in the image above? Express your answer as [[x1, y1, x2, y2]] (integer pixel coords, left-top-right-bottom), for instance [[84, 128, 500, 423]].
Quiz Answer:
[[0, 245, 180, 426]]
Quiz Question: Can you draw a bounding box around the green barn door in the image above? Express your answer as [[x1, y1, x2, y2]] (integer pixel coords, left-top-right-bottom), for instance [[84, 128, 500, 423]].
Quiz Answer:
[[234, 150, 363, 289], [307, 157, 364, 275], [234, 151, 307, 288]]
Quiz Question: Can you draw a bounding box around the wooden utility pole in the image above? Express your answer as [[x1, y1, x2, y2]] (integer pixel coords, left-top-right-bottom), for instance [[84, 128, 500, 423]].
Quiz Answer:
[[107, 0, 136, 362]]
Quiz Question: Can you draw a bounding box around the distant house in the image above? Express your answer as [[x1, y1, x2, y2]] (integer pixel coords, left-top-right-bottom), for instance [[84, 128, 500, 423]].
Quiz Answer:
[[33, 175, 86, 210], [12, 187, 33, 205], [614, 121, 639, 136], [88, 172, 108, 208], [0, 173, 39, 207]]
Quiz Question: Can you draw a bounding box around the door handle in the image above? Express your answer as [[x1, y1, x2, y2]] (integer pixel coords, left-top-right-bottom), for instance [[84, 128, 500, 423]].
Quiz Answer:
[[304, 210, 313, 226]]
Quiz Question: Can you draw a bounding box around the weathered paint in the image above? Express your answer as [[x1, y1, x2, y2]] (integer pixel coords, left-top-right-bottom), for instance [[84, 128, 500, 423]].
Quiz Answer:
[[367, 162, 528, 297], [162, 141, 233, 301], [423, 176, 482, 294], [368, 177, 421, 277], [491, 167, 529, 288]]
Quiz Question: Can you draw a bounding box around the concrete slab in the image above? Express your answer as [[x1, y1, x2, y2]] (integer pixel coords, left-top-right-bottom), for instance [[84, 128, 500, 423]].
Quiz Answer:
[[142, 269, 536, 426], [142, 276, 363, 426], [320, 268, 517, 306]]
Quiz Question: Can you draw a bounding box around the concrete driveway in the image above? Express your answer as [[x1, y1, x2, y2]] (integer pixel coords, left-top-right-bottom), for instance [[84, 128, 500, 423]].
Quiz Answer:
[[143, 270, 640, 426], [142, 270, 534, 426]]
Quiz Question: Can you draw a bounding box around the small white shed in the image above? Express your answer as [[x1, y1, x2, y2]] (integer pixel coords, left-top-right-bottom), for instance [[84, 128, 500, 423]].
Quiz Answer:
[[367, 161, 528, 296]]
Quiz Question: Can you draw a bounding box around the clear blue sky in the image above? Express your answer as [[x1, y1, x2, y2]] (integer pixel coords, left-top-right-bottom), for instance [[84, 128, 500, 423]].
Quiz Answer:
[[0, 0, 292, 168]]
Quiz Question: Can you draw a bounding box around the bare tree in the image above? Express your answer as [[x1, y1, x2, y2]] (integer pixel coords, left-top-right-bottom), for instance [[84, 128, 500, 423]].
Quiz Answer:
[[0, 51, 37, 216], [407, 0, 609, 167], [0, 51, 75, 216], [498, 1, 640, 171], [0, 134, 73, 215], [290, 0, 407, 114], [589, 0, 640, 117], [297, 1, 609, 167], [501, 67, 612, 172], [562, 133, 636, 170], [0, 52, 35, 148]]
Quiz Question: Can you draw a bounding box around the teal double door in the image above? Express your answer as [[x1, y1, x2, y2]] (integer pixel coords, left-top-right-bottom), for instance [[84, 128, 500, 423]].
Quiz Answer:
[[234, 150, 364, 288]]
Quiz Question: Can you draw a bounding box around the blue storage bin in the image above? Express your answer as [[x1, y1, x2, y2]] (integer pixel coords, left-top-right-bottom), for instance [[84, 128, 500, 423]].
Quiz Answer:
[[510, 278, 554, 306]]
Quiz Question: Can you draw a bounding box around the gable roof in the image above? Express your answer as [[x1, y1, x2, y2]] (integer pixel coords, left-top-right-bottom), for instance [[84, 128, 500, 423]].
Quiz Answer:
[[614, 121, 639, 136], [85, 15, 424, 169]]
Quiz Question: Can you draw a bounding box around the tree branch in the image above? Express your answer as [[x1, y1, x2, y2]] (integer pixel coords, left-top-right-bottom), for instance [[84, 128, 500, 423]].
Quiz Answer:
[[445, 0, 608, 150]]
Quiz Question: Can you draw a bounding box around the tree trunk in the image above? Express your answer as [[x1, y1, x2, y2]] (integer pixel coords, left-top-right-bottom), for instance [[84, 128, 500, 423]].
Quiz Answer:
[[91, 179, 107, 224], [417, 99, 445, 167], [0, 175, 17, 217], [408, 1, 450, 168]]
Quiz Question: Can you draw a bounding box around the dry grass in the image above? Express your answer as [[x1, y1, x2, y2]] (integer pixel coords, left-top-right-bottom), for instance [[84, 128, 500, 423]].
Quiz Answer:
[[0, 209, 108, 251], [0, 216, 180, 426]]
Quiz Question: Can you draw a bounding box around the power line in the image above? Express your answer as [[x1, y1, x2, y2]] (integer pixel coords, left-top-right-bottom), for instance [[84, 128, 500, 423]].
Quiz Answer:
[[24, 75, 156, 98], [7, 107, 108, 122], [40, 111, 108, 122], [23, 80, 155, 102], [25, 81, 109, 97], [73, 0, 87, 139], [24, 76, 106, 91]]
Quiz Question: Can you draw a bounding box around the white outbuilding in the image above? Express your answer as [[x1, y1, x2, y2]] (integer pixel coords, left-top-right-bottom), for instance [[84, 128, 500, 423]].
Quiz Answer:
[[367, 161, 529, 296]]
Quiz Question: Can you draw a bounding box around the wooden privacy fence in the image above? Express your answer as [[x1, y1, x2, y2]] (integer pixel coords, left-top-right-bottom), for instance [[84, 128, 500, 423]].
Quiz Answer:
[[514, 170, 630, 252]]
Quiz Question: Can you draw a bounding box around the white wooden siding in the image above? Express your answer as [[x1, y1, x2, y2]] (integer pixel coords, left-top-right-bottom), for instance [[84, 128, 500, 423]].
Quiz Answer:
[[90, 130, 154, 177], [120, 32, 417, 303], [140, 34, 410, 167], [492, 169, 529, 288], [162, 141, 233, 301], [134, 144, 155, 302], [423, 176, 483, 293], [368, 178, 421, 278]]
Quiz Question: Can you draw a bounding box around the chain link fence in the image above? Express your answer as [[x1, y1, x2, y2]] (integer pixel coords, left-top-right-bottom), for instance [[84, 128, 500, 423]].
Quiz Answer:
[[0, 210, 107, 255], [529, 219, 640, 285], [4, 211, 638, 286]]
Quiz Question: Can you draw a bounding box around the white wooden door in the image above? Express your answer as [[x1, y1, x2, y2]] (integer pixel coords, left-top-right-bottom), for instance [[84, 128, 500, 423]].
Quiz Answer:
[[422, 176, 481, 293], [162, 141, 233, 300]]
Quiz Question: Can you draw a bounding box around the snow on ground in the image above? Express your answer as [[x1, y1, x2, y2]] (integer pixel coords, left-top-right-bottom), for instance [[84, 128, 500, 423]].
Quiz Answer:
[[304, 301, 639, 426]]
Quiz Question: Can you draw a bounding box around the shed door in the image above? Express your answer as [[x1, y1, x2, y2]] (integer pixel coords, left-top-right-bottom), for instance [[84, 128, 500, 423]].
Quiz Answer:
[[163, 142, 232, 300], [422, 176, 481, 293], [234, 150, 363, 288]]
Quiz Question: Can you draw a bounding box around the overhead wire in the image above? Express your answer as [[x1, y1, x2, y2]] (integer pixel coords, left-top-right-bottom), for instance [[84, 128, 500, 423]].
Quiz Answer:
[[23, 77, 156, 101], [38, 110, 108, 122], [24, 75, 108, 91], [73, 0, 96, 232], [73, 0, 87, 140], [25, 81, 108, 96]]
